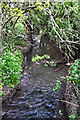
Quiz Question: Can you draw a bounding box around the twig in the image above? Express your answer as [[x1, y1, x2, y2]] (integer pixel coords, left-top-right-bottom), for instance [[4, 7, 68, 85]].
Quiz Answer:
[[48, 9, 64, 43], [60, 40, 80, 44], [54, 65, 65, 71], [56, 99, 80, 107], [13, 16, 21, 29], [1, 35, 14, 57], [2, 16, 13, 29]]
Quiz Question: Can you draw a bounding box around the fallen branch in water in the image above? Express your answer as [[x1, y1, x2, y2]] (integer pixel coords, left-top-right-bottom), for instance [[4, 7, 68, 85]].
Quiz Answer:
[[54, 65, 65, 71], [56, 99, 80, 107], [54, 62, 73, 71]]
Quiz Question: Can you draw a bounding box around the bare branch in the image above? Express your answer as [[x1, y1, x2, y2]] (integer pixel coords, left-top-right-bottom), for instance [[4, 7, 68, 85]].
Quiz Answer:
[[56, 99, 79, 107], [13, 16, 21, 29], [48, 9, 64, 42], [0, 35, 14, 57]]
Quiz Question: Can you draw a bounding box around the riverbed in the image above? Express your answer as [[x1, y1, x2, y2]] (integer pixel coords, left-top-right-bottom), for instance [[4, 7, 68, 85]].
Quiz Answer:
[[2, 35, 68, 120]]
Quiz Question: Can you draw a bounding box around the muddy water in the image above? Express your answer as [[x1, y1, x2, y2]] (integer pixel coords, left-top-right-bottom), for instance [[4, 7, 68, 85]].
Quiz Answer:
[[2, 35, 68, 120]]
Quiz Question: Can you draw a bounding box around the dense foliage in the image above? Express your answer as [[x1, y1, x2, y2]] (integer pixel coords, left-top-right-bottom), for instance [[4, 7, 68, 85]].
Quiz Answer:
[[1, 1, 80, 59], [0, 48, 23, 87], [30, 1, 80, 60], [0, 2, 26, 91]]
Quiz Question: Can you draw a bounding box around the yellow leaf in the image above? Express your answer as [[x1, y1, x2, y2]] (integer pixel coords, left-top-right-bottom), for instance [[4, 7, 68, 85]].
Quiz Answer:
[[7, 4, 9, 7], [5, 6, 7, 8], [26, 16, 28, 19]]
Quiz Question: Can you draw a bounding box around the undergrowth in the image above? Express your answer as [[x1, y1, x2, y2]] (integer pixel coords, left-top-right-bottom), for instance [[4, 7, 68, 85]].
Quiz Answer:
[[0, 47, 23, 96]]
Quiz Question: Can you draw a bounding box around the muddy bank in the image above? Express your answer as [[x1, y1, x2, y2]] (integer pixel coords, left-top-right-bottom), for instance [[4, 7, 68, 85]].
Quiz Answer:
[[65, 79, 80, 118], [2, 84, 21, 103]]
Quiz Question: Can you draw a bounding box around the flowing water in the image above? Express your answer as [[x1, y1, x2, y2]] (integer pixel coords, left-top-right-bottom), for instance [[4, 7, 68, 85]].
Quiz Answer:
[[2, 35, 68, 120]]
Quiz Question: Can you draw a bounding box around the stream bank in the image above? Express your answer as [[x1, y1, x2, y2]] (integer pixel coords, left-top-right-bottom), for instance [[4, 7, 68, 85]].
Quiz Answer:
[[65, 78, 80, 118]]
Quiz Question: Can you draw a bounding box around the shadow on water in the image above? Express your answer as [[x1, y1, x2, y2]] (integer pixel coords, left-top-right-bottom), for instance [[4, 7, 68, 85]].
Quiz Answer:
[[2, 35, 68, 120]]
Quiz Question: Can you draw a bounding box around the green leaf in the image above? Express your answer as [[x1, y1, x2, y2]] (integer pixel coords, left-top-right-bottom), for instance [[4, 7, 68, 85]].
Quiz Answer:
[[69, 114, 75, 119]]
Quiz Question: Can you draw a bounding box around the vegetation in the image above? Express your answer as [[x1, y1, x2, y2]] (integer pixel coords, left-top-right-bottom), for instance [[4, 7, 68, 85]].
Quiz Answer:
[[55, 59, 80, 119], [32, 54, 56, 67], [0, 1, 80, 59], [0, 47, 23, 95], [0, 0, 80, 118], [32, 54, 50, 62], [1, 48, 23, 85], [31, 1, 80, 60], [56, 59, 80, 97], [67, 59, 80, 99]]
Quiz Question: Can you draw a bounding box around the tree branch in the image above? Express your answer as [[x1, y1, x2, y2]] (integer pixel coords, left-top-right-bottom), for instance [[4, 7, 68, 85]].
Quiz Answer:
[[56, 99, 79, 107], [0, 35, 14, 57]]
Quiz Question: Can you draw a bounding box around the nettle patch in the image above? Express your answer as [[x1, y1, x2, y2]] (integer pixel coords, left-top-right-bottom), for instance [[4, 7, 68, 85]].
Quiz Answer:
[[32, 54, 56, 67]]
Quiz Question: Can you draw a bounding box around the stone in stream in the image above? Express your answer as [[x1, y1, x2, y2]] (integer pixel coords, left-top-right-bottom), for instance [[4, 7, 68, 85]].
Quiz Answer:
[[8, 104, 18, 107], [46, 103, 52, 108]]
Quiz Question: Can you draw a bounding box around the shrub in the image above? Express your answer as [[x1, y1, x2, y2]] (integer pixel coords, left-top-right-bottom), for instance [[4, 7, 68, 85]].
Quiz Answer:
[[67, 59, 80, 96], [0, 49, 23, 86]]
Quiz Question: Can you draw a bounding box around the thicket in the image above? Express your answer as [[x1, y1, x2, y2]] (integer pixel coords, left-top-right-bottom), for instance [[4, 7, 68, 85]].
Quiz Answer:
[[30, 1, 80, 60]]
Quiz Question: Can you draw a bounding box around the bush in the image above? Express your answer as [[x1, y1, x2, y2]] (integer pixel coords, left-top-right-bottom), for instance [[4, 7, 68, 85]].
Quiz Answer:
[[0, 49, 23, 86], [67, 59, 80, 96]]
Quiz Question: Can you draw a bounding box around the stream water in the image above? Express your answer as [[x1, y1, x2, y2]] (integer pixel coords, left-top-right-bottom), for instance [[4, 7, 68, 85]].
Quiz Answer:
[[2, 35, 68, 120]]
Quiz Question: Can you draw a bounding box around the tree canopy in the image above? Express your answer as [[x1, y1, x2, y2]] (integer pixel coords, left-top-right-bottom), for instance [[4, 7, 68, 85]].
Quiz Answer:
[[0, 1, 80, 59]]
